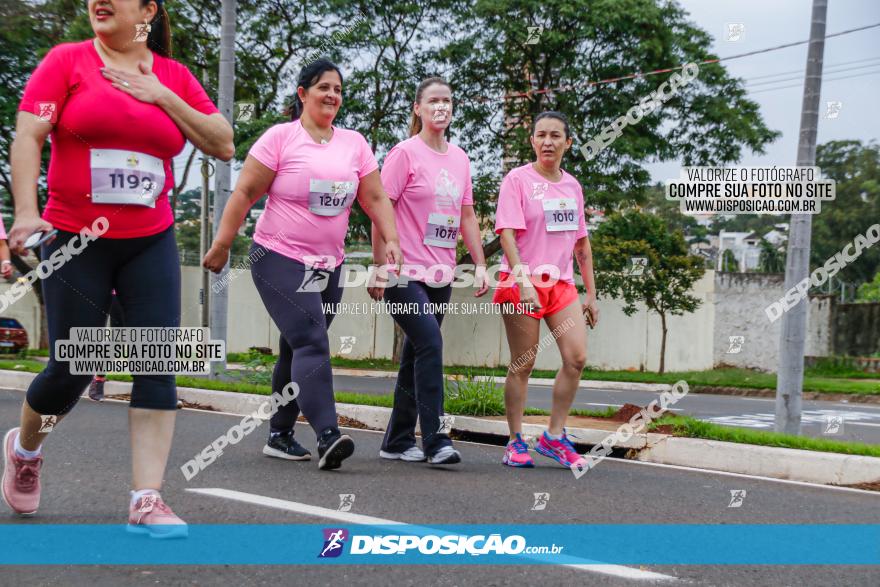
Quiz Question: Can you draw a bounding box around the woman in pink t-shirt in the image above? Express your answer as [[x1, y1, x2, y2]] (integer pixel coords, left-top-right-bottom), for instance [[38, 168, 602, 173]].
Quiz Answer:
[[204, 59, 401, 471], [369, 77, 488, 465], [493, 112, 599, 470], [2, 0, 232, 536]]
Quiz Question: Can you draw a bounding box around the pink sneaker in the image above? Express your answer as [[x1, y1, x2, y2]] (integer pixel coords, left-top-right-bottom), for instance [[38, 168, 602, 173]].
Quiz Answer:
[[535, 430, 588, 469], [127, 493, 188, 539], [502, 433, 534, 468], [2, 428, 42, 516]]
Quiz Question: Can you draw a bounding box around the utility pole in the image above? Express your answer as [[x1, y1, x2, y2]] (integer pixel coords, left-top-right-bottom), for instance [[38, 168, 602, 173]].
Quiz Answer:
[[209, 0, 236, 377], [776, 0, 827, 434], [199, 70, 212, 329]]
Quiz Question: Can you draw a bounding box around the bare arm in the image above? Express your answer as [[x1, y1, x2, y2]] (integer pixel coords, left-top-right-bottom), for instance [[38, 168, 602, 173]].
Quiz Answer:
[[499, 228, 541, 309], [203, 155, 275, 272], [460, 205, 489, 296], [8, 112, 55, 254], [157, 97, 234, 161], [460, 205, 485, 265], [574, 236, 599, 325], [358, 170, 401, 268]]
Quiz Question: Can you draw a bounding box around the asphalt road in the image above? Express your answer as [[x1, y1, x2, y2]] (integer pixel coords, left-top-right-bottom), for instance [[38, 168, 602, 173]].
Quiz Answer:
[[1, 388, 878, 586], [334, 373, 880, 444]]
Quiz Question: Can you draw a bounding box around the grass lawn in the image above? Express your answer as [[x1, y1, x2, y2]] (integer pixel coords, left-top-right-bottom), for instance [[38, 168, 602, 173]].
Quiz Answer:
[[648, 414, 880, 459], [329, 357, 879, 396]]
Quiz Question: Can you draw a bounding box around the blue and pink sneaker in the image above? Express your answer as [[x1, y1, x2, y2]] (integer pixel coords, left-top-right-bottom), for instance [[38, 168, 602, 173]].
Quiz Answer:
[[502, 433, 534, 468], [535, 430, 588, 469]]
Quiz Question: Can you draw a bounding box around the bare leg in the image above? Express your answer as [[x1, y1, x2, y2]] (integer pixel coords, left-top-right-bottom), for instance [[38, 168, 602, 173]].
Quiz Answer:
[[501, 310, 541, 440], [544, 301, 587, 434], [18, 400, 65, 451], [129, 408, 176, 491]]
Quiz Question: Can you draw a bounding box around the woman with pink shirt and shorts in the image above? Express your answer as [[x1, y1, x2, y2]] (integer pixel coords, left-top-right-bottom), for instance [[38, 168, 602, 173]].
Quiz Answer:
[[2, 0, 232, 536], [493, 111, 599, 470], [369, 77, 489, 465], [204, 59, 402, 471]]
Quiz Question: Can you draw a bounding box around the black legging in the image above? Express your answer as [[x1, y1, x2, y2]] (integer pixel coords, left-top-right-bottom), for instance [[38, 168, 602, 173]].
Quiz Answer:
[[26, 226, 180, 414], [381, 280, 452, 457], [96, 292, 125, 379], [249, 244, 343, 438]]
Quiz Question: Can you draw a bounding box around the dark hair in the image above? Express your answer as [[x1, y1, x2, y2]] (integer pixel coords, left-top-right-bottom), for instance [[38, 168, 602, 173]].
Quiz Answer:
[[287, 59, 344, 121], [143, 1, 172, 58], [409, 77, 452, 136], [531, 111, 570, 139]]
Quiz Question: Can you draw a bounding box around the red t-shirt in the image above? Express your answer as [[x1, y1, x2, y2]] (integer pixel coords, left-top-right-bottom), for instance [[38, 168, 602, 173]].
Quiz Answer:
[[18, 40, 219, 238]]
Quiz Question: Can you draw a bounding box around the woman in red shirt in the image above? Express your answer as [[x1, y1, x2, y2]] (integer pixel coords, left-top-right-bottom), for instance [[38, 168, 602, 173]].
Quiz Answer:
[[2, 0, 232, 538]]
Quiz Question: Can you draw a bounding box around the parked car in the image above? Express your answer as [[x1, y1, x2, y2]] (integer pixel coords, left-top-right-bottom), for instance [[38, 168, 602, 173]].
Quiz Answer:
[[0, 317, 28, 352]]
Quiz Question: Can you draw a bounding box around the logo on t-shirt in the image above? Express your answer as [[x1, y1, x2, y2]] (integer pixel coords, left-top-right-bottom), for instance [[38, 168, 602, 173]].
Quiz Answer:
[[529, 182, 549, 200], [434, 168, 461, 210]]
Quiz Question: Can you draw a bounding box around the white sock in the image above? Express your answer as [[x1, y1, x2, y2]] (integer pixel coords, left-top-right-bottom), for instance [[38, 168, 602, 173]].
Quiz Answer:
[[13, 431, 42, 459], [130, 488, 160, 507], [545, 431, 563, 440]]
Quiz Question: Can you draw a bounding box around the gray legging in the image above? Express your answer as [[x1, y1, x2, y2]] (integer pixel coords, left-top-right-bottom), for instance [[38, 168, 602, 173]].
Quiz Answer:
[[249, 243, 343, 438]]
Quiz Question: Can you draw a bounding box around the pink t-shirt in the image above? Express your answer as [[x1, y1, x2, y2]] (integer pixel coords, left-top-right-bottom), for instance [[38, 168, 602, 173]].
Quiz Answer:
[[381, 136, 473, 284], [250, 120, 378, 268], [0, 217, 6, 240], [18, 40, 219, 238], [494, 163, 588, 284]]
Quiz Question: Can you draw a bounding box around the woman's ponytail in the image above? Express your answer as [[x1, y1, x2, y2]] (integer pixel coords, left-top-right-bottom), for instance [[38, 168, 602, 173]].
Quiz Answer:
[[144, 1, 172, 58]]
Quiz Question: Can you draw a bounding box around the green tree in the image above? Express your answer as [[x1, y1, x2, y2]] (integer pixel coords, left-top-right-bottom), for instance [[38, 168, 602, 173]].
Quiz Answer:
[[857, 272, 880, 302], [757, 237, 785, 273], [443, 0, 779, 261], [721, 249, 738, 272], [812, 140, 880, 284], [591, 210, 705, 374]]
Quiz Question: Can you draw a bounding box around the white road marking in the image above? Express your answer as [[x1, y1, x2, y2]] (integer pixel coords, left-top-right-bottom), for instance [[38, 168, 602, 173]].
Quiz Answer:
[[188, 487, 678, 582]]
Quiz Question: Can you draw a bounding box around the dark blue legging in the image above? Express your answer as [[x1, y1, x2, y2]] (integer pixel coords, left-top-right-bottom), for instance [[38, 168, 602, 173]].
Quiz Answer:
[[26, 226, 180, 414], [249, 244, 342, 438], [381, 280, 452, 456]]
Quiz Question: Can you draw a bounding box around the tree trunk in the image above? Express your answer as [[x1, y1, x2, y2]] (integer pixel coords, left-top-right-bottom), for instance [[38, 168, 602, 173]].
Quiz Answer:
[[659, 312, 667, 375], [457, 235, 502, 265]]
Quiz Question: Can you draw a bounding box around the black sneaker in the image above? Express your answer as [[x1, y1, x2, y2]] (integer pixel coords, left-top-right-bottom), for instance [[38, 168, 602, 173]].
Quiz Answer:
[[263, 431, 311, 461], [88, 378, 105, 401], [317, 428, 354, 470], [427, 445, 461, 465]]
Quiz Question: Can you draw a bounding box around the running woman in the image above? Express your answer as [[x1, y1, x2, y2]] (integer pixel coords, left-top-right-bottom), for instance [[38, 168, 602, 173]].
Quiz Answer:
[[2, 0, 232, 537], [203, 59, 402, 470], [493, 111, 598, 469], [369, 77, 488, 465]]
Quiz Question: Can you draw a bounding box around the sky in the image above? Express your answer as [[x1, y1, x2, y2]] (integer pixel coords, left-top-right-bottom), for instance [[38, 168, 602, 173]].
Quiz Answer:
[[181, 0, 880, 196], [646, 0, 880, 183]]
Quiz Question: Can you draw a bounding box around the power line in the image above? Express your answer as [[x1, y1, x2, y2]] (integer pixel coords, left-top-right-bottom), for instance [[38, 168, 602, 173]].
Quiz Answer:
[[499, 21, 880, 101], [746, 61, 880, 88], [747, 68, 880, 95], [744, 55, 880, 81]]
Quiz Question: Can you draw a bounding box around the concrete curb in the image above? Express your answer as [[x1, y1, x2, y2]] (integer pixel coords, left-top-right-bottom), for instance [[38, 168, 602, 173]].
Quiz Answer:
[[2, 369, 878, 486], [331, 367, 672, 393]]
